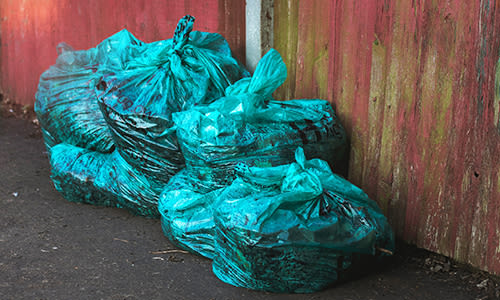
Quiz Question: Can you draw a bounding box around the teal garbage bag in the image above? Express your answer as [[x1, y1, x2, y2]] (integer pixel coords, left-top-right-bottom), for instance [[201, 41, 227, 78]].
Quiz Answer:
[[158, 169, 224, 258], [212, 148, 395, 293], [50, 143, 163, 217], [159, 48, 347, 258], [173, 48, 347, 189], [50, 143, 116, 207], [35, 30, 143, 154], [97, 15, 249, 183], [94, 150, 164, 217]]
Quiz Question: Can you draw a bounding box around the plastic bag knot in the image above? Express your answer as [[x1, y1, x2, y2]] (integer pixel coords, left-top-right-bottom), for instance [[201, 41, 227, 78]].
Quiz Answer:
[[281, 148, 323, 196], [173, 15, 195, 51]]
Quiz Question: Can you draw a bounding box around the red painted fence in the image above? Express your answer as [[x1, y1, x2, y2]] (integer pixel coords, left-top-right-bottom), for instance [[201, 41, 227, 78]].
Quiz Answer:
[[0, 0, 245, 105], [274, 0, 500, 274], [2, 0, 500, 276]]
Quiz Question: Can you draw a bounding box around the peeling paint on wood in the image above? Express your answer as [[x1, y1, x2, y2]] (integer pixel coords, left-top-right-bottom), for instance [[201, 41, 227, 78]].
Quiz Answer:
[[274, 0, 500, 275], [0, 0, 246, 105]]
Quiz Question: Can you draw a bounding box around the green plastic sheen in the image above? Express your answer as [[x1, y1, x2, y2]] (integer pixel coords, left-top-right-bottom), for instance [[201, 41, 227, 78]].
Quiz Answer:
[[35, 29, 143, 154], [173, 49, 347, 182], [158, 49, 348, 258], [159, 169, 223, 258], [212, 148, 395, 293], [96, 15, 249, 184], [50, 143, 164, 218], [37, 16, 248, 217]]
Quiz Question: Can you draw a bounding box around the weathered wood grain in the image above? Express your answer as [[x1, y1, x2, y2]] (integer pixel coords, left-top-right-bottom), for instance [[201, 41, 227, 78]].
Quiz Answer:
[[274, 0, 500, 274], [0, 0, 246, 105]]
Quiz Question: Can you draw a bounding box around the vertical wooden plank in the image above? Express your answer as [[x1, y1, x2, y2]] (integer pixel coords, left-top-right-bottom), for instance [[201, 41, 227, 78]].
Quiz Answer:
[[366, 0, 404, 230], [292, 0, 330, 100], [273, 0, 500, 275], [217, 0, 246, 65], [273, 0, 299, 100], [467, 0, 500, 272], [330, 0, 378, 202], [496, 53, 500, 130]]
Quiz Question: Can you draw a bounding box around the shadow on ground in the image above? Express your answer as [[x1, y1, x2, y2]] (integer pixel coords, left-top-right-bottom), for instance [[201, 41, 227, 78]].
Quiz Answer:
[[0, 102, 498, 300]]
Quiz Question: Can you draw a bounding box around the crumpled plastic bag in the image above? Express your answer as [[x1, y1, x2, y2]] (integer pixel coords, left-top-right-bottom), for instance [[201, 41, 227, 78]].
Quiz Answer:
[[50, 143, 163, 217], [94, 150, 164, 217], [159, 48, 348, 258], [212, 148, 395, 293], [39, 15, 248, 216], [173, 48, 347, 189], [50, 143, 116, 207], [97, 15, 249, 183], [158, 169, 223, 258], [35, 29, 143, 154]]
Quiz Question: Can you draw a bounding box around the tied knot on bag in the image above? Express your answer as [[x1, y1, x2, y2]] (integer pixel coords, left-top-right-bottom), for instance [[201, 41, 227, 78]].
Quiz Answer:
[[218, 93, 267, 124], [173, 15, 195, 51], [156, 15, 196, 81], [161, 48, 188, 80], [224, 49, 288, 113], [281, 148, 323, 197]]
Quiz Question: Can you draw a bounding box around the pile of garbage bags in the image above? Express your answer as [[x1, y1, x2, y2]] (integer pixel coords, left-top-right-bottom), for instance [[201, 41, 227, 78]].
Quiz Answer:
[[35, 15, 394, 293], [159, 48, 348, 258], [213, 148, 394, 292], [35, 29, 142, 154], [36, 15, 248, 217]]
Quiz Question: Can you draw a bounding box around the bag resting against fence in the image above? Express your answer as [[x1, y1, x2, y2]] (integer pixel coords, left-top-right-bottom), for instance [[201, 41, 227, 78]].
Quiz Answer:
[[158, 49, 348, 257], [212, 148, 395, 293], [97, 15, 249, 184], [50, 143, 163, 217], [173, 48, 347, 189], [35, 29, 143, 154]]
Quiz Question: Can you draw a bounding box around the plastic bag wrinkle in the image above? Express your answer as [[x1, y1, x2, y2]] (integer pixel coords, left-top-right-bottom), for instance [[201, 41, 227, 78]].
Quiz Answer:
[[212, 148, 395, 293]]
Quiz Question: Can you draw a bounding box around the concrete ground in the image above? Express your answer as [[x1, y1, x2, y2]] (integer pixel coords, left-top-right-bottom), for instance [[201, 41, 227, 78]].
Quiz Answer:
[[1, 103, 499, 300]]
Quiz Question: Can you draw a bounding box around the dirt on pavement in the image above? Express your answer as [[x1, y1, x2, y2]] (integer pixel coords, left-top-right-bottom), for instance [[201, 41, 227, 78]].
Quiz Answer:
[[1, 100, 499, 300]]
